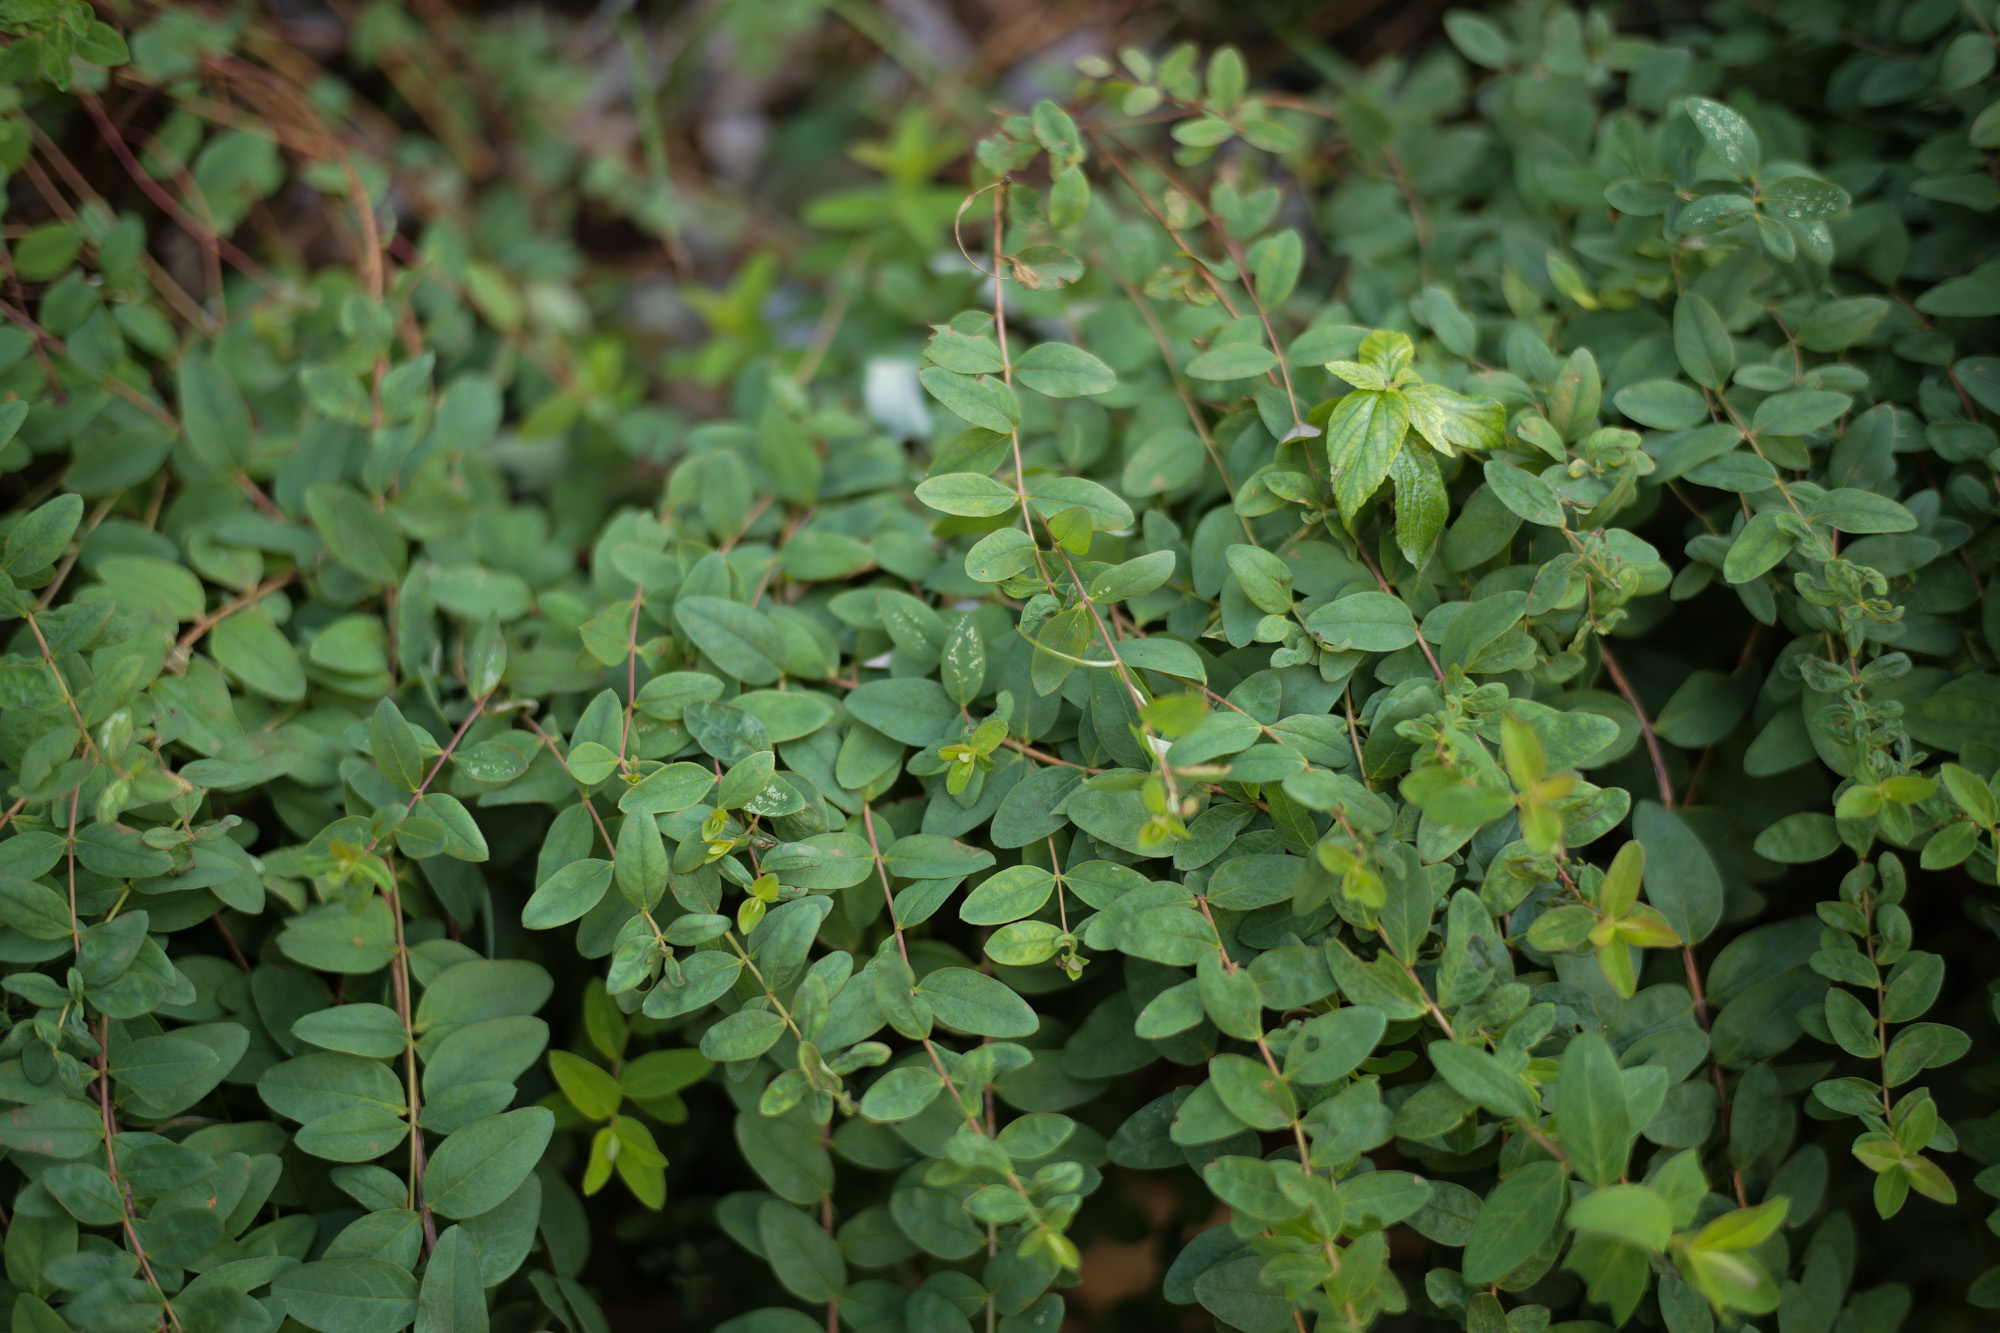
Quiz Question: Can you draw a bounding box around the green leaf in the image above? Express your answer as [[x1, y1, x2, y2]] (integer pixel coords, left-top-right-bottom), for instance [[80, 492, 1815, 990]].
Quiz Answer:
[[1796, 297, 1889, 352], [920, 367, 1020, 432], [1752, 390, 1850, 437], [273, 1259, 419, 1333], [1674, 294, 1734, 390], [523, 859, 614, 929], [307, 485, 408, 586], [1014, 343, 1116, 397], [1207, 1052, 1295, 1130], [1196, 952, 1263, 1041], [3, 493, 84, 576], [296, 1105, 410, 1161], [1632, 801, 1722, 945], [1559, 1031, 1632, 1187], [415, 1227, 487, 1333], [1284, 1006, 1385, 1084], [915, 473, 1019, 518], [43, 1163, 126, 1226], [1186, 342, 1277, 381], [1760, 175, 1848, 220], [1606, 178, 1674, 215], [549, 1051, 622, 1119], [1389, 445, 1449, 566], [675, 597, 782, 686], [1722, 510, 1796, 584], [757, 1201, 847, 1302], [1614, 380, 1707, 431], [1303, 591, 1418, 651], [702, 1008, 787, 1061], [1566, 1184, 1672, 1251], [1429, 1040, 1538, 1121], [415, 960, 553, 1033], [964, 527, 1038, 581], [423, 1108, 555, 1219], [292, 1005, 408, 1059], [0, 874, 77, 940], [1192, 1256, 1293, 1333], [845, 679, 958, 746], [1483, 460, 1565, 528], [1809, 488, 1915, 535], [1463, 1161, 1566, 1285], [1026, 474, 1134, 531], [959, 865, 1055, 925], [372, 698, 427, 792], [1224, 544, 1292, 613], [860, 1066, 944, 1122], [1048, 165, 1090, 229], [12, 224, 81, 281], [0, 1099, 104, 1159], [177, 352, 252, 471], [1250, 231, 1303, 308], [281, 900, 400, 974], [1031, 99, 1082, 157], [621, 1050, 713, 1101], [1823, 986, 1879, 1058], [1685, 97, 1759, 176], [1415, 286, 1476, 358], [1752, 812, 1840, 863], [1088, 550, 1178, 604], [210, 607, 306, 702], [619, 763, 716, 816], [1916, 262, 2000, 318], [736, 1112, 833, 1204], [1443, 10, 1514, 68], [1325, 390, 1409, 524], [915, 968, 1038, 1038]]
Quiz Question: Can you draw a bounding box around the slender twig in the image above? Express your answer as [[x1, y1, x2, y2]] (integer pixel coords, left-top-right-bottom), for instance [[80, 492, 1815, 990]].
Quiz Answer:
[[1595, 643, 1749, 1203], [178, 573, 298, 651], [26, 611, 123, 777], [999, 737, 1100, 773], [1354, 541, 1445, 681], [211, 914, 252, 972], [36, 497, 118, 610], [858, 802, 1048, 1226], [96, 1017, 185, 1331], [1104, 269, 1255, 542], [67, 789, 82, 955], [1596, 641, 1673, 808], [74, 89, 280, 291]]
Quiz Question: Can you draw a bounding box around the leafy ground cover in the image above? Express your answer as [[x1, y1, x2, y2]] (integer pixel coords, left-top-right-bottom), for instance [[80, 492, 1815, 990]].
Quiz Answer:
[[2, 2, 2000, 1332]]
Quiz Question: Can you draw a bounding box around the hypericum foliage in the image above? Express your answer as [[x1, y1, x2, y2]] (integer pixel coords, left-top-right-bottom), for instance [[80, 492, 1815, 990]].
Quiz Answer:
[[4, 3, 2000, 1333]]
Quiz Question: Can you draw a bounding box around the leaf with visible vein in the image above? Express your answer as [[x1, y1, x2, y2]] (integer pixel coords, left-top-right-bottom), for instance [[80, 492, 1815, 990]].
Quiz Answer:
[[1325, 390, 1409, 525]]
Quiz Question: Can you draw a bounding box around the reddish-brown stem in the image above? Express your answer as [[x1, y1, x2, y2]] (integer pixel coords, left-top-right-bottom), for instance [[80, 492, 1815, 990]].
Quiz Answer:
[[37, 498, 117, 611], [178, 573, 298, 651], [67, 789, 82, 954], [618, 594, 645, 760], [211, 914, 252, 972], [860, 802, 907, 964], [999, 737, 1101, 773], [1354, 542, 1445, 681], [1597, 641, 1672, 808], [96, 1018, 184, 1330], [75, 89, 281, 291], [519, 713, 619, 854], [1682, 947, 1749, 1206]]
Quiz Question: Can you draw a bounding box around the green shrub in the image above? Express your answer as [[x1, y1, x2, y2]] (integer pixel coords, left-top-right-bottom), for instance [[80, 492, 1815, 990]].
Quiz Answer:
[[3, 3, 1999, 1333]]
